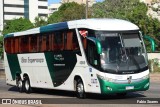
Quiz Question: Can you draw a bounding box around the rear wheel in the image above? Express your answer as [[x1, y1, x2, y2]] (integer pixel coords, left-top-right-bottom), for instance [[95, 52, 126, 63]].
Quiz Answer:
[[16, 77, 24, 93], [76, 79, 86, 99], [24, 77, 32, 93]]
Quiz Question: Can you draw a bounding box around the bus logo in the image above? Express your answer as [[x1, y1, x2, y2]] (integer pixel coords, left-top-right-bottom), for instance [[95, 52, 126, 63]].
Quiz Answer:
[[127, 76, 132, 84], [54, 54, 64, 61]]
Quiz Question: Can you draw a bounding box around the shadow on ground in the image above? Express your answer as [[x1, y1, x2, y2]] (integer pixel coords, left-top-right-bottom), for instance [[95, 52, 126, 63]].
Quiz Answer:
[[8, 86, 146, 101]]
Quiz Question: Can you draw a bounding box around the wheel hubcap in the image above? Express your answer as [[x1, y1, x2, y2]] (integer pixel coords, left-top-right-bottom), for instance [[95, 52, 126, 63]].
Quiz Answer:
[[77, 83, 83, 93], [25, 80, 29, 91], [18, 80, 22, 89]]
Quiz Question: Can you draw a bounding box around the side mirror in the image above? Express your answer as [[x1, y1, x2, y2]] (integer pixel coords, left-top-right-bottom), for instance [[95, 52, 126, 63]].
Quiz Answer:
[[87, 37, 102, 54]]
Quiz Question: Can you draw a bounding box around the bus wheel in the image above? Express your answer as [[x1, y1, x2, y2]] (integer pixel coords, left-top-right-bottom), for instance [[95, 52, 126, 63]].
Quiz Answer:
[[24, 77, 31, 93], [76, 79, 86, 99], [16, 77, 24, 93]]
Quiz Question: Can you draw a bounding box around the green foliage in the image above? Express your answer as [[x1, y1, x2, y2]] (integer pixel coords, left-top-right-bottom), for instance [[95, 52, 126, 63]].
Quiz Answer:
[[144, 40, 152, 52], [59, 2, 85, 21], [48, 11, 63, 24], [34, 16, 48, 27], [48, 2, 85, 24], [2, 17, 34, 35], [1, 1, 160, 54], [92, 0, 146, 19], [149, 59, 160, 72], [0, 36, 3, 59], [1, 18, 34, 59], [92, 0, 160, 52]]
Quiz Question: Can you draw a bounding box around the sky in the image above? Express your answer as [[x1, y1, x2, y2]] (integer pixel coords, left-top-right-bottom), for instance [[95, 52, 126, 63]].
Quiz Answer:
[[48, 0, 104, 5]]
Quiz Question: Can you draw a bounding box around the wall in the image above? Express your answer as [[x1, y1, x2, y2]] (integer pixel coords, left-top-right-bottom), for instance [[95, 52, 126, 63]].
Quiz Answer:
[[148, 53, 160, 60], [0, 0, 4, 33]]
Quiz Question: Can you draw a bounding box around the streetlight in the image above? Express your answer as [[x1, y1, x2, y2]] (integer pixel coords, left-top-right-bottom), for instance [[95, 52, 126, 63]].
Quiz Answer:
[[86, 0, 89, 19], [85, 0, 97, 19]]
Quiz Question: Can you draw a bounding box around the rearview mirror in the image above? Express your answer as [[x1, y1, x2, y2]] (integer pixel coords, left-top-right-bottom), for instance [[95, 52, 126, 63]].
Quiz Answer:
[[87, 37, 102, 54]]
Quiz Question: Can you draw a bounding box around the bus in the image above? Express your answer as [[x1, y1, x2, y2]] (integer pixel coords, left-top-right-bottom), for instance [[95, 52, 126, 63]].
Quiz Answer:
[[4, 19, 149, 98]]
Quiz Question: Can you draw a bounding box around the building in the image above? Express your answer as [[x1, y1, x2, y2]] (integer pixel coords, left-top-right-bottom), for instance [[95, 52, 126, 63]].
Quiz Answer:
[[61, 0, 95, 7], [0, 0, 48, 34], [48, 3, 61, 15]]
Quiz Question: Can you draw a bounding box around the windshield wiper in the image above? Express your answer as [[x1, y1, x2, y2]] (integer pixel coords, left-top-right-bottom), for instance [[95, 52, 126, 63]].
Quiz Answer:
[[119, 35, 128, 62]]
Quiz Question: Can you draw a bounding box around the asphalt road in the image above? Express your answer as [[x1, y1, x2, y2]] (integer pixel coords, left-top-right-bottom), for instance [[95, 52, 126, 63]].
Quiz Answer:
[[0, 78, 159, 107]]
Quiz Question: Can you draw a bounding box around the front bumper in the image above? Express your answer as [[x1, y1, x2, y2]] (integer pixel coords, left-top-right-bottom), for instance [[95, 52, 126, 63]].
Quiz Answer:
[[98, 77, 150, 94]]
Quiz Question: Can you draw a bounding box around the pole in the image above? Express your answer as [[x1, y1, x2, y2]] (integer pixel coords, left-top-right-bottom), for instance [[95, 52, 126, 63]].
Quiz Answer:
[[86, 0, 88, 19]]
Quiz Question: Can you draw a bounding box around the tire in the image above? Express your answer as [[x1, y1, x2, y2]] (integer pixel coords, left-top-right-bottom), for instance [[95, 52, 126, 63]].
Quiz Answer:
[[24, 77, 32, 93], [76, 79, 86, 99], [16, 77, 24, 93]]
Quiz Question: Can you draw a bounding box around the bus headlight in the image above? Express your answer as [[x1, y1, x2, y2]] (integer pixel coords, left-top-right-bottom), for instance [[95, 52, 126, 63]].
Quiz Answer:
[[97, 74, 105, 80], [97, 74, 116, 82]]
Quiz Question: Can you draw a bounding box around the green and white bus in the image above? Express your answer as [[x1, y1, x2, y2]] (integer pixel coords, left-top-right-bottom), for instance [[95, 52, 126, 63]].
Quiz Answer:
[[4, 19, 149, 98]]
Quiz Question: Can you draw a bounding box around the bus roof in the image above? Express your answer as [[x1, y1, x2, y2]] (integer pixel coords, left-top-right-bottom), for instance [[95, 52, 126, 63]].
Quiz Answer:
[[4, 18, 139, 38]]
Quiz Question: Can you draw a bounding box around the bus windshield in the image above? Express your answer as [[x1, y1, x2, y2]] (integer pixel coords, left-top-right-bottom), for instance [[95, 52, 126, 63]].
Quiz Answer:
[[95, 31, 148, 74]]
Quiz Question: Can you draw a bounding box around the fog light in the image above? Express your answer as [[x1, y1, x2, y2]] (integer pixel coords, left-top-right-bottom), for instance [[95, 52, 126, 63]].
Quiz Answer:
[[144, 82, 149, 88], [107, 86, 112, 91]]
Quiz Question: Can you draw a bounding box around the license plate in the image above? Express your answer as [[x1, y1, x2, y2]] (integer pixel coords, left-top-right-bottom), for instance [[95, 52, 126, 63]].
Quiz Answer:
[[126, 86, 134, 90]]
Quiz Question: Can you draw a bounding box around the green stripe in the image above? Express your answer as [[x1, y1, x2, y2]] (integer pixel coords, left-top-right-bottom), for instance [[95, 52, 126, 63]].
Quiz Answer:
[[98, 77, 149, 94], [44, 52, 55, 85], [6, 54, 21, 80], [44, 51, 77, 87]]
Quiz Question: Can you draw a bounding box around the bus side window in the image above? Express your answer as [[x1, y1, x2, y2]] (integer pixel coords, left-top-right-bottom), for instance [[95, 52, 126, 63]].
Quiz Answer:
[[87, 41, 100, 68], [66, 31, 73, 50], [15, 37, 19, 54], [42, 35, 46, 52], [81, 36, 87, 53], [39, 35, 42, 52], [19, 37, 21, 53], [73, 31, 80, 51], [4, 38, 11, 53], [30, 35, 37, 52], [11, 38, 15, 53], [39, 35, 46, 52], [54, 32, 64, 51], [65, 30, 80, 54], [47, 34, 52, 51], [24, 36, 29, 53], [20, 37, 23, 53], [51, 33, 55, 51]]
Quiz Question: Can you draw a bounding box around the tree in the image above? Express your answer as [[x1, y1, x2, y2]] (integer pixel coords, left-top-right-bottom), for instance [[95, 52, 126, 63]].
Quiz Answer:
[[92, 0, 148, 19], [2, 17, 34, 35], [34, 16, 48, 27], [92, 0, 160, 52], [59, 2, 86, 21], [48, 2, 86, 24], [1, 18, 34, 58], [48, 11, 63, 24]]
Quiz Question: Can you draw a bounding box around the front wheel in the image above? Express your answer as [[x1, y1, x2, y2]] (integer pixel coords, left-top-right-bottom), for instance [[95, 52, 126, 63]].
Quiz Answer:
[[76, 79, 86, 99]]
